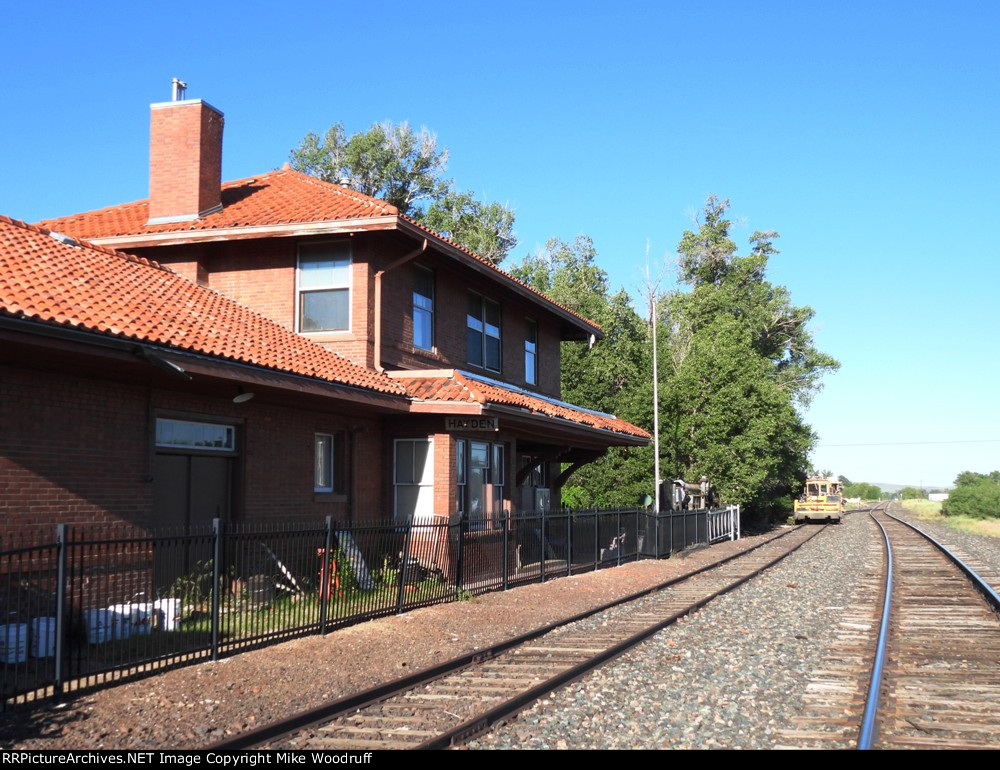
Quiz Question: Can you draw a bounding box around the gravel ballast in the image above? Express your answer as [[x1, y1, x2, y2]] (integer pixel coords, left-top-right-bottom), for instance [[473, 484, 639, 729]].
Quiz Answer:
[[469, 512, 875, 750]]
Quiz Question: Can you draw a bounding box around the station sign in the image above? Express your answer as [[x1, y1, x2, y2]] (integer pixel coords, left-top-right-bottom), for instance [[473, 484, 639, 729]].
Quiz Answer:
[[445, 417, 499, 432]]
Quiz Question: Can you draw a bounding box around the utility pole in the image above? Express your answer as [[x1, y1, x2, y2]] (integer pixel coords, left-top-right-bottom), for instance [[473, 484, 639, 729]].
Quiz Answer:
[[644, 248, 662, 513]]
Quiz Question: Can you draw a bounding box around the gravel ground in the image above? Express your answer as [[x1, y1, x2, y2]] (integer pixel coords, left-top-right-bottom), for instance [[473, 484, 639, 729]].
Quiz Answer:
[[890, 502, 1000, 587], [0, 528, 781, 750], [19, 506, 991, 752], [469, 512, 874, 750]]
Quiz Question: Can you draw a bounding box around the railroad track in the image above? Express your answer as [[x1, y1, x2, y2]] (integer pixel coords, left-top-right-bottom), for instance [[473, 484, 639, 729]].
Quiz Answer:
[[781, 504, 1000, 749], [208, 523, 826, 751]]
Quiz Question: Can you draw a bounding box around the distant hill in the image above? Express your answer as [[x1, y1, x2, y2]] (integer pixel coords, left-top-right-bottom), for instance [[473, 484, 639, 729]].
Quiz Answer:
[[873, 482, 952, 493]]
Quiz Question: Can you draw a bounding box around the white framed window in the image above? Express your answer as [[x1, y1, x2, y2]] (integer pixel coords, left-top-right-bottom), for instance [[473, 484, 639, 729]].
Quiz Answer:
[[413, 266, 434, 351], [467, 293, 501, 372], [525, 320, 537, 385], [394, 438, 434, 523], [156, 418, 235, 452], [315, 433, 334, 492], [297, 241, 351, 332]]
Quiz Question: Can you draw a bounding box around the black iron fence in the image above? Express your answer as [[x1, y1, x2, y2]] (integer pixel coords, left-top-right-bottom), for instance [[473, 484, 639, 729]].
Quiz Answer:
[[0, 506, 738, 710]]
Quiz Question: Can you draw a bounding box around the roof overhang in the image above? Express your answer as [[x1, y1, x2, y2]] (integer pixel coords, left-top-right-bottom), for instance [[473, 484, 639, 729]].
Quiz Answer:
[[482, 403, 649, 447], [0, 315, 410, 413], [88, 215, 399, 248]]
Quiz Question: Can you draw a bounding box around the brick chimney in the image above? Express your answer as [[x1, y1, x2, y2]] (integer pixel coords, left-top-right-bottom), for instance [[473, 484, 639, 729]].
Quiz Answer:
[[147, 96, 224, 224]]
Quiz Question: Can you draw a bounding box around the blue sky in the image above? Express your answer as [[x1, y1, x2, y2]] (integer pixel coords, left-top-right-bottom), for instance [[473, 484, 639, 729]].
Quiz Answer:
[[3, 1, 998, 488]]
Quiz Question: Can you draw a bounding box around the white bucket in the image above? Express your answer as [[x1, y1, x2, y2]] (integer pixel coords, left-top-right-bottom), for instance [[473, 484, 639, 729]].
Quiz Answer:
[[153, 598, 181, 631], [130, 603, 153, 635], [0, 623, 27, 663], [108, 604, 152, 637], [30, 617, 56, 658], [85, 609, 113, 644], [106, 605, 134, 640]]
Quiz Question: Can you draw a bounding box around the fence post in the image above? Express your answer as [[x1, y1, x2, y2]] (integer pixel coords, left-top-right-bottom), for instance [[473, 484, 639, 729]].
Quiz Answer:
[[593, 510, 599, 569], [319, 516, 333, 635], [501, 512, 508, 591], [635, 507, 640, 562], [456, 514, 466, 593], [566, 510, 572, 577], [539, 508, 546, 584], [654, 510, 660, 559], [54, 524, 68, 697], [736, 505, 741, 540], [396, 519, 414, 615], [210, 518, 222, 662], [616, 508, 622, 566]]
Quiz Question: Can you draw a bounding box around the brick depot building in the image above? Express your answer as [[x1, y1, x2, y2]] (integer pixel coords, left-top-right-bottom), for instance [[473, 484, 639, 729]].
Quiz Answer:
[[1, 93, 647, 539]]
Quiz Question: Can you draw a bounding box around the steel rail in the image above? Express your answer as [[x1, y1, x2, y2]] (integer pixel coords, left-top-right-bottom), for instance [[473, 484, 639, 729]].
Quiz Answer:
[[207, 524, 805, 751], [857, 503, 1000, 750], [857, 503, 892, 750], [883, 507, 1000, 609]]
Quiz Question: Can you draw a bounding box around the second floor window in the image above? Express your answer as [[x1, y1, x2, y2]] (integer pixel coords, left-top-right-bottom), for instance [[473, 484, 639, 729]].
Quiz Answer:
[[525, 320, 537, 385], [413, 266, 434, 350], [298, 242, 351, 332], [468, 293, 501, 372]]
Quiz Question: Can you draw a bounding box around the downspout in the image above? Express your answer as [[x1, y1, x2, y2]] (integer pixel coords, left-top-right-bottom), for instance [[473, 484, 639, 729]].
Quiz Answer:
[[374, 238, 428, 373]]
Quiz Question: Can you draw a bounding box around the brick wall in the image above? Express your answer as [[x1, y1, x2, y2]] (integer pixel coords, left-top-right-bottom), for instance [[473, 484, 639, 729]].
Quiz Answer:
[[379, 260, 563, 397], [0, 365, 387, 542], [136, 232, 568, 398], [0, 368, 152, 537]]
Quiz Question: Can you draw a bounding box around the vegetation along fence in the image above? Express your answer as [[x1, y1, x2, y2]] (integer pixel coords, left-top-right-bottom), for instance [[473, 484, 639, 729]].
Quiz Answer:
[[0, 505, 739, 710]]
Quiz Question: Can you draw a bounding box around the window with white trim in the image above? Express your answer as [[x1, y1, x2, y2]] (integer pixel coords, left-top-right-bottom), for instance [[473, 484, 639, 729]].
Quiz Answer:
[[314, 432, 346, 494], [297, 242, 351, 332], [413, 266, 434, 351], [467, 293, 501, 372], [315, 434, 334, 492], [394, 439, 434, 523]]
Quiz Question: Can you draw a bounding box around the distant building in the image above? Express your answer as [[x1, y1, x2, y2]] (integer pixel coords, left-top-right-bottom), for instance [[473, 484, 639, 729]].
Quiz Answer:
[[928, 492, 950, 503]]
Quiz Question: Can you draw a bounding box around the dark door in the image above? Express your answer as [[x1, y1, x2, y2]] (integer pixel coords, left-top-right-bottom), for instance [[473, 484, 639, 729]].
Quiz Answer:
[[152, 453, 233, 592]]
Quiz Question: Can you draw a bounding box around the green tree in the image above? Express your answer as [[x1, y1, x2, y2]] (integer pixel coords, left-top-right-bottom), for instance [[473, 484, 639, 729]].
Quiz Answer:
[[290, 121, 450, 213], [664, 196, 839, 519], [511, 237, 654, 506], [943, 470, 1000, 518], [843, 481, 882, 500], [290, 122, 517, 263], [899, 486, 926, 500], [422, 191, 517, 265]]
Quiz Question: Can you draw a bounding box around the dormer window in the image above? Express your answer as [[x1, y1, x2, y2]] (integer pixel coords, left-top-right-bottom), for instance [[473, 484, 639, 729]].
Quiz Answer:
[[297, 242, 351, 332], [468, 293, 501, 372]]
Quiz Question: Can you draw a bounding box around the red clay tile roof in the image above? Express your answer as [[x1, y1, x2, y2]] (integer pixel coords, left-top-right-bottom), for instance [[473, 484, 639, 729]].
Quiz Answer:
[[39, 169, 602, 336], [394, 370, 649, 440], [37, 169, 398, 239], [0, 216, 406, 396]]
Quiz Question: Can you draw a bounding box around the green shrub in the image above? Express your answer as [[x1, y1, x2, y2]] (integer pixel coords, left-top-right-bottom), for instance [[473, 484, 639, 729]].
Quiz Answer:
[[942, 480, 1000, 519]]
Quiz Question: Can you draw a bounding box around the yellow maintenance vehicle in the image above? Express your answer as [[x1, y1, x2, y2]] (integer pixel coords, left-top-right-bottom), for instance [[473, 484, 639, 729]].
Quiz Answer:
[[794, 476, 844, 523]]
